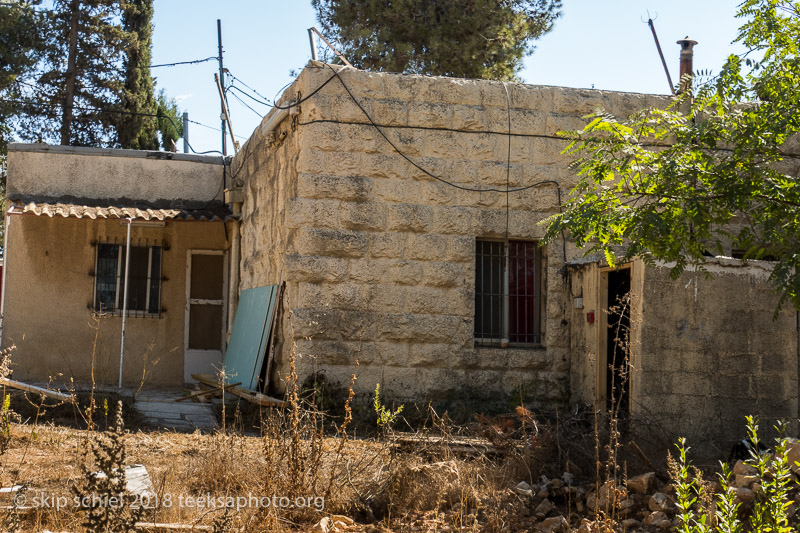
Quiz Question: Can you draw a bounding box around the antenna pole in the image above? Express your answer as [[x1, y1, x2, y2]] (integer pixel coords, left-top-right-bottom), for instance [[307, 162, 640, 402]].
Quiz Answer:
[[217, 19, 227, 155], [647, 18, 675, 96], [182, 112, 189, 153]]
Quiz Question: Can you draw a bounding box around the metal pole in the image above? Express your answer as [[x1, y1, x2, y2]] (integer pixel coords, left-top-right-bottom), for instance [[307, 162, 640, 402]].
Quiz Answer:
[[182, 111, 189, 153], [118, 218, 132, 389], [308, 28, 318, 61], [0, 207, 11, 346], [215, 73, 238, 154], [647, 18, 675, 96], [217, 19, 227, 156]]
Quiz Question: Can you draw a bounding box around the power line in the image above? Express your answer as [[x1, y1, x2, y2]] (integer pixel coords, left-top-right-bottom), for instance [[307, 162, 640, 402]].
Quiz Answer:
[[228, 89, 263, 119], [149, 56, 218, 69], [228, 85, 270, 108], [227, 73, 272, 103], [0, 96, 225, 155]]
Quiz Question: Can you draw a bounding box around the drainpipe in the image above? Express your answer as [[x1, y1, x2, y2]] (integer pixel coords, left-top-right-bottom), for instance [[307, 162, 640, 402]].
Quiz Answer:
[[225, 190, 243, 341], [676, 37, 697, 95], [0, 207, 11, 346], [118, 218, 132, 389]]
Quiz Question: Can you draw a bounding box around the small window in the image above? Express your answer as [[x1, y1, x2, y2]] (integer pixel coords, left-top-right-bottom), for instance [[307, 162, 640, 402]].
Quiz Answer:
[[475, 239, 541, 346], [95, 243, 162, 316]]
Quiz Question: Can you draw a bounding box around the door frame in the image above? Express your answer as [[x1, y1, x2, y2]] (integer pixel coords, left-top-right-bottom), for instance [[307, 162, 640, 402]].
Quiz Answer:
[[596, 263, 633, 410], [184, 249, 228, 383]]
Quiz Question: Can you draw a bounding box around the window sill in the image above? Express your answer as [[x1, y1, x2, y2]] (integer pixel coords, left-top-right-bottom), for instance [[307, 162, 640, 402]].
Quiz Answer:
[[474, 341, 545, 350], [92, 310, 163, 319]]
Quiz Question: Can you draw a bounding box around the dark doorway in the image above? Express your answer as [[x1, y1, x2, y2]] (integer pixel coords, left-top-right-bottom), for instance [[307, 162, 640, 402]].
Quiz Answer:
[[606, 268, 631, 416]]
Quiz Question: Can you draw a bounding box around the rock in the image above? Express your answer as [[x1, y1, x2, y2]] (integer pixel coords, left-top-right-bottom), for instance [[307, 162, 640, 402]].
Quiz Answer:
[[576, 518, 593, 533], [785, 441, 800, 473], [619, 497, 637, 518], [644, 511, 668, 527], [648, 492, 675, 513], [331, 515, 354, 529], [313, 517, 333, 533], [586, 480, 617, 512], [515, 481, 534, 497], [734, 474, 759, 488], [627, 472, 657, 495], [734, 487, 756, 504], [550, 478, 564, 490], [539, 515, 568, 533], [622, 518, 641, 529], [733, 460, 758, 477], [656, 519, 673, 530], [534, 498, 554, 518]]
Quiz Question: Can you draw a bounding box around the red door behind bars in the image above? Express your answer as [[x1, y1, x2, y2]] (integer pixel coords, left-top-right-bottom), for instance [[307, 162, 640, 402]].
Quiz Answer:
[[508, 241, 540, 343]]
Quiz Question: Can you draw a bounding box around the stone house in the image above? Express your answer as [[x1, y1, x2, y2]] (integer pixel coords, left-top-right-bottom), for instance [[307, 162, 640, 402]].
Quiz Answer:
[[231, 63, 798, 449], [1, 145, 234, 386], [2, 63, 797, 451]]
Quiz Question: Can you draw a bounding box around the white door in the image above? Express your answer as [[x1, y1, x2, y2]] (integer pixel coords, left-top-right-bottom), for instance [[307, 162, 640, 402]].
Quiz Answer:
[[184, 250, 227, 383]]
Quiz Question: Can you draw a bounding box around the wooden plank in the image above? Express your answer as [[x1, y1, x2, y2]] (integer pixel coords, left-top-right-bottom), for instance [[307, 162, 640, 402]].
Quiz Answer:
[[191, 374, 285, 407], [175, 382, 241, 402], [0, 377, 72, 402], [134, 522, 213, 531], [260, 282, 284, 393], [251, 284, 278, 391]]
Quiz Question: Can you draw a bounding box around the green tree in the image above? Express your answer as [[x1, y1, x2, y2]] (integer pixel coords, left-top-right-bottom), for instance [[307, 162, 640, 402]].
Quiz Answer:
[[543, 0, 800, 310], [312, 0, 561, 80], [115, 0, 159, 150], [14, 0, 130, 147], [155, 89, 183, 151]]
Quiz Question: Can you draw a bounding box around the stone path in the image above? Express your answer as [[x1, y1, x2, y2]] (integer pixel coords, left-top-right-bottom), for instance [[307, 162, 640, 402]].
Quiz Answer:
[[133, 390, 218, 432]]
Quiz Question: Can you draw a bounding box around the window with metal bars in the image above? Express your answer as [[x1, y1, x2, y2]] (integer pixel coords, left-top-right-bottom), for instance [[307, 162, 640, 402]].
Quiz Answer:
[[94, 243, 162, 316], [474, 239, 541, 346]]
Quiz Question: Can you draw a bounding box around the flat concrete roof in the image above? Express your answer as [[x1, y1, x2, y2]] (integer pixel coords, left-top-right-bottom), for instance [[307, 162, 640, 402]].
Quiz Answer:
[[8, 143, 227, 165]]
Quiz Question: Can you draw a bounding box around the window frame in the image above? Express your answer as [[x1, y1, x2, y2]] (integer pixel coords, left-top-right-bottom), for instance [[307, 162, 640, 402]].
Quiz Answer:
[[93, 242, 163, 318], [474, 238, 543, 348]]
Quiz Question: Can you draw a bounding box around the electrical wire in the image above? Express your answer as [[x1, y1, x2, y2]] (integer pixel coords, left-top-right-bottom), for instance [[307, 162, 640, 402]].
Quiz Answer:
[[227, 73, 272, 103], [323, 66, 563, 195], [0, 97, 224, 155], [228, 85, 270, 108], [148, 56, 218, 69], [228, 89, 264, 118], [321, 65, 569, 261]]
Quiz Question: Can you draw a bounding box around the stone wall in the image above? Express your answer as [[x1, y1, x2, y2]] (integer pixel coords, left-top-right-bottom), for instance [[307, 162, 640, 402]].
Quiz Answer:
[[632, 258, 798, 453], [236, 63, 670, 407]]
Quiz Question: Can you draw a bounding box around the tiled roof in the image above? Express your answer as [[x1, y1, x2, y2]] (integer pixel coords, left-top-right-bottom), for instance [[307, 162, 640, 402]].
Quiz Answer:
[[9, 201, 234, 222]]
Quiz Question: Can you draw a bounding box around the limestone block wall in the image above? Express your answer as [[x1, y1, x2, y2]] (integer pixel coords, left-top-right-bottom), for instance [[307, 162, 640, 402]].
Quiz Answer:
[[632, 259, 798, 453], [236, 63, 670, 406]]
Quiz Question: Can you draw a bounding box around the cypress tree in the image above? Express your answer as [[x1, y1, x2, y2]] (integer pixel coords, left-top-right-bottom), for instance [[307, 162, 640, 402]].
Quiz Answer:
[[117, 0, 159, 150]]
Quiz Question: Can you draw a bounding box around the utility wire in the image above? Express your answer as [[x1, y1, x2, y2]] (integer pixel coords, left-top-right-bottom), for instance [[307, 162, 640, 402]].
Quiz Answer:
[[0, 96, 225, 155], [227, 73, 272, 103], [228, 89, 263, 118], [148, 56, 218, 69], [323, 66, 563, 194], [228, 85, 271, 108]]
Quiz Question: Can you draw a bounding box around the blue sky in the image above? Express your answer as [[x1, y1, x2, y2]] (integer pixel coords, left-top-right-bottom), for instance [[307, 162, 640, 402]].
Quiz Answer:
[[151, 1, 743, 154]]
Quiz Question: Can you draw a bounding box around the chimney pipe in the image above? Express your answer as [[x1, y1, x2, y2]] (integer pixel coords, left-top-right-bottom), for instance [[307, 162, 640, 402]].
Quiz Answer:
[[676, 37, 698, 94]]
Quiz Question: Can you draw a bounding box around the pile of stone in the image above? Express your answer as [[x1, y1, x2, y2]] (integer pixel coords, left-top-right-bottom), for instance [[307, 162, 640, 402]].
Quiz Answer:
[[509, 441, 800, 532]]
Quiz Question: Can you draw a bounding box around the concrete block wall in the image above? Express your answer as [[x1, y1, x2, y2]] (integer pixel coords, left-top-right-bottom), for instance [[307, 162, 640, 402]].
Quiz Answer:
[[633, 259, 798, 453], [236, 63, 669, 407]]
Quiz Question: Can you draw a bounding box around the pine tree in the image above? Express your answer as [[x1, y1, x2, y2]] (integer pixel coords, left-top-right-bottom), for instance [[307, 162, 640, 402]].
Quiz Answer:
[[116, 0, 159, 150], [16, 0, 130, 147], [312, 0, 562, 81]]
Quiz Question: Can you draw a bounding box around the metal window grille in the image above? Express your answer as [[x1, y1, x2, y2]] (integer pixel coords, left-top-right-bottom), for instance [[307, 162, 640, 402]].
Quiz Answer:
[[475, 239, 541, 346], [94, 243, 162, 317]]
